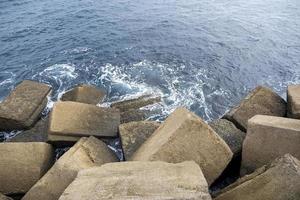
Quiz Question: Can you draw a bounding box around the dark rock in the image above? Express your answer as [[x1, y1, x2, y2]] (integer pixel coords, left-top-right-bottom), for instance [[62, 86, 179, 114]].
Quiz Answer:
[[120, 109, 148, 123], [7, 117, 49, 143], [111, 95, 160, 112], [287, 84, 300, 119], [119, 121, 160, 160], [0, 80, 51, 131], [223, 86, 286, 131], [209, 119, 246, 158], [214, 154, 300, 200]]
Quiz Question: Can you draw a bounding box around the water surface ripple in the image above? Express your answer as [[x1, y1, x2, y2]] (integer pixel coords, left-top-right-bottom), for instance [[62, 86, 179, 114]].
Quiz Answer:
[[0, 0, 300, 121]]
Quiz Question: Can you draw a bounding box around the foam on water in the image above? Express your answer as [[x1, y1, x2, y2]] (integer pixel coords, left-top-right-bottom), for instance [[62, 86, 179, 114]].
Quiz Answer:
[[8, 59, 230, 122], [31, 63, 79, 112], [96, 60, 233, 121]]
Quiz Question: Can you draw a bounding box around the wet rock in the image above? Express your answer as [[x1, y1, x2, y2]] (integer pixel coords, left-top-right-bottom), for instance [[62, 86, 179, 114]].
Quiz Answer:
[[214, 154, 300, 200], [59, 161, 212, 200], [0, 80, 51, 131], [209, 119, 246, 158], [223, 86, 286, 131], [48, 101, 120, 138], [131, 107, 233, 185], [111, 95, 161, 112], [120, 109, 148, 123], [7, 117, 49, 142], [0, 193, 12, 200], [241, 115, 300, 175], [22, 136, 118, 200], [287, 84, 300, 119], [61, 84, 106, 105], [0, 142, 54, 195], [119, 121, 160, 160]]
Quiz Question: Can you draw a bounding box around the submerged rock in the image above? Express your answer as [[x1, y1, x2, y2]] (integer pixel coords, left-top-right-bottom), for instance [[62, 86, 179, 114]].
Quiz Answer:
[[209, 119, 246, 158], [214, 154, 300, 200], [241, 115, 300, 175], [119, 121, 160, 160], [287, 84, 300, 119], [131, 107, 233, 185], [22, 137, 118, 200], [0, 142, 54, 195], [111, 95, 161, 112], [111, 95, 161, 123], [48, 101, 120, 138], [61, 84, 106, 105], [59, 161, 212, 200], [0, 80, 51, 131], [223, 86, 286, 131], [120, 109, 148, 123]]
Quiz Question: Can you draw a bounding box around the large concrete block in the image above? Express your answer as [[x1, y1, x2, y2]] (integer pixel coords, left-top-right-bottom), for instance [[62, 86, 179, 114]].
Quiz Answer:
[[287, 84, 300, 119], [119, 121, 160, 160], [0, 142, 54, 194], [49, 101, 120, 138], [22, 137, 118, 200], [0, 80, 51, 130], [223, 86, 286, 131], [215, 154, 300, 200], [241, 115, 300, 175], [59, 161, 212, 200], [61, 84, 106, 105], [111, 95, 160, 112], [209, 119, 246, 158], [131, 107, 233, 185]]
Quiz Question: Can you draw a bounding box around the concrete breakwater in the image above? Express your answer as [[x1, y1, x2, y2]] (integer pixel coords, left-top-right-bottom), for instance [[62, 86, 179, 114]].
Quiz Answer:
[[0, 80, 299, 200]]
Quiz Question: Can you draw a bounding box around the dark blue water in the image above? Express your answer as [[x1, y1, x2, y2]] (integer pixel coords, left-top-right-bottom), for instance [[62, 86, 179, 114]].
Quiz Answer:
[[1, 0, 300, 121]]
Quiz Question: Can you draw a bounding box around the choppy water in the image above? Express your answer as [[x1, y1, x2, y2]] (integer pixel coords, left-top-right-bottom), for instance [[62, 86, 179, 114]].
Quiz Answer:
[[1, 0, 300, 122]]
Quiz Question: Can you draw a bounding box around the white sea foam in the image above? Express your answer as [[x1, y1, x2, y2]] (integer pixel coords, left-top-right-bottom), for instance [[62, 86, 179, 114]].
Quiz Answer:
[[97, 60, 228, 121], [24, 60, 234, 121], [31, 63, 79, 113]]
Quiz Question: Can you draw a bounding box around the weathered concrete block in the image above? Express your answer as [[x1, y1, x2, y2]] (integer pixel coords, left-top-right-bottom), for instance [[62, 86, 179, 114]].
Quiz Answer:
[[223, 86, 286, 131], [241, 115, 300, 175], [131, 107, 233, 185], [61, 84, 106, 105], [0, 193, 12, 200], [8, 117, 48, 142], [120, 109, 147, 123], [209, 119, 246, 158], [0, 142, 54, 194], [59, 161, 212, 200], [49, 101, 120, 138], [215, 154, 300, 200], [111, 95, 160, 112], [0, 80, 51, 130], [119, 121, 160, 160], [22, 137, 118, 200], [287, 84, 300, 119]]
